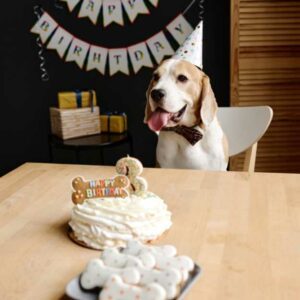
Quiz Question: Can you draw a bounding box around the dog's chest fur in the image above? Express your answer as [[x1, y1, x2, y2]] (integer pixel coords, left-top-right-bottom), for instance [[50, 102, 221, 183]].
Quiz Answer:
[[156, 118, 227, 170]]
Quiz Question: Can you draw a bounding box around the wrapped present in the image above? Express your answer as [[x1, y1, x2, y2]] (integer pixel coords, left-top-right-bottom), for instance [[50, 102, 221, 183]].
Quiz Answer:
[[58, 90, 97, 109], [100, 112, 127, 133]]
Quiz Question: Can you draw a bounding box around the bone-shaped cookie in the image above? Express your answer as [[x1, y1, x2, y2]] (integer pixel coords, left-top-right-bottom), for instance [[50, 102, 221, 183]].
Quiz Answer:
[[72, 175, 130, 204], [99, 274, 166, 300], [80, 259, 140, 290], [101, 247, 155, 269], [123, 240, 177, 257], [140, 251, 194, 281], [125, 256, 182, 299], [116, 156, 148, 194]]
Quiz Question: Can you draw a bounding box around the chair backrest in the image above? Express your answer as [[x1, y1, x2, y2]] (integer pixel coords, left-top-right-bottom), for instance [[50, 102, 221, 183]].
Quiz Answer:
[[217, 106, 273, 157]]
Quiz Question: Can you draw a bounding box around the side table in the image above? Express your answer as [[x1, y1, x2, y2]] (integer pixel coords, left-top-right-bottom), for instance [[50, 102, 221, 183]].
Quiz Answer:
[[48, 132, 134, 164]]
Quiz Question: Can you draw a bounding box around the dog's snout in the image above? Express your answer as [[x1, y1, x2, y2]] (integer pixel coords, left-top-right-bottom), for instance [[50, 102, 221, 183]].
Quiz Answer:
[[151, 89, 165, 102]]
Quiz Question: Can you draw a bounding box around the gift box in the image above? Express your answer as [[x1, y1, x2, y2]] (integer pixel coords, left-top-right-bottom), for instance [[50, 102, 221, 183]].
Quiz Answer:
[[100, 112, 127, 133], [58, 90, 97, 109], [50, 107, 101, 140]]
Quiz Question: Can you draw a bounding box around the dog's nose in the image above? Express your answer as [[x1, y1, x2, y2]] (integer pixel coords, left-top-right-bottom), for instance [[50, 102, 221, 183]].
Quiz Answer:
[[151, 89, 165, 102]]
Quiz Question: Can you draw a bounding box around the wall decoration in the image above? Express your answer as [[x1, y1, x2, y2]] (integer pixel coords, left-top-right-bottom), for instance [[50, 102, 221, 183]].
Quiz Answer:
[[60, 0, 158, 26], [31, 12, 195, 76], [32, 7, 54, 81]]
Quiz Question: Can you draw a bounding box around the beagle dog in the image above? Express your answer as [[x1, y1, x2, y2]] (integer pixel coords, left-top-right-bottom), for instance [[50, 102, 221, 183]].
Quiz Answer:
[[144, 59, 228, 171]]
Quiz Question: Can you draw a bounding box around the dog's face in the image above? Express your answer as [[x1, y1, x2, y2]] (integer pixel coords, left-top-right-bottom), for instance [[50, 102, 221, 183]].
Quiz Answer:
[[144, 59, 217, 132]]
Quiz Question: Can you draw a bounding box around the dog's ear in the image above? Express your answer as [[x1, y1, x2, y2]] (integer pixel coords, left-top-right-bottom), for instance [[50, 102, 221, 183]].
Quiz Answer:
[[144, 86, 152, 124], [200, 76, 217, 126]]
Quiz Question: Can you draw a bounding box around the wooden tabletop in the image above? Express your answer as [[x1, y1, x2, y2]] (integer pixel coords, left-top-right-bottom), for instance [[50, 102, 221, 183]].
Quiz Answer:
[[0, 163, 299, 300]]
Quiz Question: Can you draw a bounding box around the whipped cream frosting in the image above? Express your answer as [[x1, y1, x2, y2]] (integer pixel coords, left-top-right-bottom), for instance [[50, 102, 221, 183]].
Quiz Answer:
[[69, 192, 172, 249]]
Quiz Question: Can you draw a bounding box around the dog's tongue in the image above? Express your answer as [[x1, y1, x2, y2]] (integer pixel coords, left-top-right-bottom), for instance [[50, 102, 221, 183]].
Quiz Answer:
[[148, 109, 171, 132]]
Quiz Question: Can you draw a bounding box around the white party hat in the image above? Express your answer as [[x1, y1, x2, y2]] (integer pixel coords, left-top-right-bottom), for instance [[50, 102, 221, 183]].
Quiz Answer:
[[173, 21, 203, 69]]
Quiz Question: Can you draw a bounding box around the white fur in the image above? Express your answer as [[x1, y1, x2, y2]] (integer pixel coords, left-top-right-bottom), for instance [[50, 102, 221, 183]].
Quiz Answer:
[[147, 59, 228, 171], [157, 119, 227, 170]]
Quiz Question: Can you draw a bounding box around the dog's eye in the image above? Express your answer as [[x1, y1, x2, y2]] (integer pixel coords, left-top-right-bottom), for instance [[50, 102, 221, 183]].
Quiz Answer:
[[153, 73, 160, 81], [177, 74, 188, 83]]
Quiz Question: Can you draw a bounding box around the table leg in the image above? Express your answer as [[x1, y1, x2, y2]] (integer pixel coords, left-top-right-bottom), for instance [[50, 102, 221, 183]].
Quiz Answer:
[[75, 148, 80, 164], [128, 134, 134, 156], [99, 148, 104, 165], [48, 137, 54, 163]]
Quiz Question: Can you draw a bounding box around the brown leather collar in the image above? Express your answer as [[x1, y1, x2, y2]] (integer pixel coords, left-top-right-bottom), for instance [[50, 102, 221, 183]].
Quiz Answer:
[[161, 125, 203, 146]]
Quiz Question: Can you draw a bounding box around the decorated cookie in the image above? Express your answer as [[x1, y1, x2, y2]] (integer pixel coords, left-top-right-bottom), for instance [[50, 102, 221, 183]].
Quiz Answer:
[[116, 156, 148, 194], [101, 247, 156, 269], [139, 251, 194, 281], [123, 240, 177, 257], [99, 274, 166, 300], [80, 259, 140, 290], [72, 175, 130, 204], [125, 256, 182, 299]]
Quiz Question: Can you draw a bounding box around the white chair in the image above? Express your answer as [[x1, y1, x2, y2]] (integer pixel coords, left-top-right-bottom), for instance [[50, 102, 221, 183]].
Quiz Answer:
[[217, 106, 273, 172]]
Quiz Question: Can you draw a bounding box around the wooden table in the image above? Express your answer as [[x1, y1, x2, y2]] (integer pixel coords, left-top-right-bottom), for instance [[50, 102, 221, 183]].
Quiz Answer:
[[0, 163, 299, 300]]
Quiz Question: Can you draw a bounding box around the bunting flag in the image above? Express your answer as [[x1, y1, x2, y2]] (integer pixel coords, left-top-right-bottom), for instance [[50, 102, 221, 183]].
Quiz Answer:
[[65, 38, 90, 68], [166, 14, 194, 45], [59, 0, 159, 26], [30, 13, 58, 43], [121, 0, 149, 23], [60, 0, 81, 12], [87, 45, 108, 74], [128, 42, 153, 73], [78, 0, 103, 24], [147, 32, 174, 64], [103, 0, 124, 26], [46, 27, 73, 58], [31, 11, 195, 76]]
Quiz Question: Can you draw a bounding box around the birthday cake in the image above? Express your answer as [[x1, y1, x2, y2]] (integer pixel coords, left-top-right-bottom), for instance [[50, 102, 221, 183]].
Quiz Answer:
[[68, 157, 172, 250]]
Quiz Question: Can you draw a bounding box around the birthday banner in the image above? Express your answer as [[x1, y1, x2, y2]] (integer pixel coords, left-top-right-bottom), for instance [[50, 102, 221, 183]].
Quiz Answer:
[[60, 0, 160, 26], [31, 12, 193, 76]]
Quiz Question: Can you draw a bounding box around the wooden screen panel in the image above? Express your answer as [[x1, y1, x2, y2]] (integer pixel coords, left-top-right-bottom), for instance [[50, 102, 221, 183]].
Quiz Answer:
[[230, 0, 300, 173]]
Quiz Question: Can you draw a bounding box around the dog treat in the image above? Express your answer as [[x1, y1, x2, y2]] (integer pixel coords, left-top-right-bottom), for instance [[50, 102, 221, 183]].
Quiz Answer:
[[80, 259, 140, 290], [72, 175, 130, 204], [99, 274, 166, 300], [125, 256, 182, 299], [123, 240, 177, 257], [143, 252, 194, 281], [101, 247, 156, 269], [116, 156, 148, 194]]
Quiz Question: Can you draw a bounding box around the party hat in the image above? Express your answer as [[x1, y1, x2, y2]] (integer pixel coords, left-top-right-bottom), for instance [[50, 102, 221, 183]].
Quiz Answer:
[[173, 21, 203, 69]]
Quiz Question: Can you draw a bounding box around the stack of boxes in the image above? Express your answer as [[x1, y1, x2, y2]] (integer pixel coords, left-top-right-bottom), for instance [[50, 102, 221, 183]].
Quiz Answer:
[[50, 90, 127, 140]]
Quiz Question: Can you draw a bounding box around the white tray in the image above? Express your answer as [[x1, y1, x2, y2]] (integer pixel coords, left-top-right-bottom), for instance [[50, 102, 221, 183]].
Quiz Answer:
[[65, 264, 201, 300]]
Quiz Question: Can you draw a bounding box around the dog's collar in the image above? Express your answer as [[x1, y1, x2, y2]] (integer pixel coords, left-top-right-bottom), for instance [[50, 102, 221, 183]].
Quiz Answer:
[[161, 125, 203, 146]]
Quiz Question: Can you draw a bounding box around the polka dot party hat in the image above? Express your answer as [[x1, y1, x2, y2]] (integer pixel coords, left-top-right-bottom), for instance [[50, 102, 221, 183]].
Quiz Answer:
[[173, 20, 203, 69]]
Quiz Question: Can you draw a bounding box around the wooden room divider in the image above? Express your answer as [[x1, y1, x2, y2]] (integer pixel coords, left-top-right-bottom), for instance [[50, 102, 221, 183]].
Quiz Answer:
[[230, 0, 300, 172]]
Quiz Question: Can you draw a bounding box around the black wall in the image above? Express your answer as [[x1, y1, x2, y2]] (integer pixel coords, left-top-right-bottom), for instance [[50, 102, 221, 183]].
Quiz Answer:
[[0, 0, 229, 176]]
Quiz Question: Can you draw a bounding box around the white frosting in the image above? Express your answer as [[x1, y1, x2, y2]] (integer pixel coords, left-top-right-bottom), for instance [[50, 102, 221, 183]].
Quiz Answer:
[[69, 192, 172, 249]]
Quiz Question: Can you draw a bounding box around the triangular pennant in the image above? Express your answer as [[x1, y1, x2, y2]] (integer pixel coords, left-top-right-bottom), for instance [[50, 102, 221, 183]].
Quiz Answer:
[[30, 12, 58, 43], [128, 42, 153, 73], [109, 48, 129, 75], [147, 31, 174, 64], [78, 0, 102, 24], [103, 0, 124, 27], [60, 0, 81, 11], [121, 0, 149, 23], [147, 0, 159, 7], [65, 38, 90, 68], [47, 27, 73, 58], [87, 45, 108, 74], [167, 14, 193, 45]]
